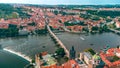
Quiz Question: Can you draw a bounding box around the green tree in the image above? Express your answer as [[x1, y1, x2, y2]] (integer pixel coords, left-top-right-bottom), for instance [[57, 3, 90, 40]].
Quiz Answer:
[[84, 48, 96, 55], [113, 56, 120, 61], [103, 24, 109, 32], [55, 48, 65, 57], [92, 26, 99, 31], [28, 22, 36, 26], [54, 11, 58, 15], [117, 46, 119, 49]]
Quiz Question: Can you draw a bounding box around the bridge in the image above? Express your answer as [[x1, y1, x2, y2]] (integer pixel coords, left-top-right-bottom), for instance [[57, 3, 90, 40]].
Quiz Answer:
[[44, 12, 69, 57], [47, 25, 69, 57]]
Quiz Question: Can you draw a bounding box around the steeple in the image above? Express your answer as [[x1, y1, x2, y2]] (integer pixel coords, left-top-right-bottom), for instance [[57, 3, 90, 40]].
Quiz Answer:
[[70, 46, 76, 59]]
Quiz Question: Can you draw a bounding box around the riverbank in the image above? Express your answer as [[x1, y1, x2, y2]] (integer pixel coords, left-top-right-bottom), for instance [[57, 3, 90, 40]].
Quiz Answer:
[[3, 48, 32, 62]]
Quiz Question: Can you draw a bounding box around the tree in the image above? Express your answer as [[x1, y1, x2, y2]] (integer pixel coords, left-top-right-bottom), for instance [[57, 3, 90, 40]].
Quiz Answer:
[[117, 46, 119, 49], [92, 26, 99, 31], [84, 48, 96, 55], [91, 16, 100, 21], [82, 28, 89, 33], [0, 24, 19, 37], [28, 22, 36, 26], [55, 48, 65, 57], [54, 11, 58, 15], [106, 18, 112, 22], [58, 20, 62, 23], [103, 24, 109, 32], [61, 12, 67, 16], [113, 56, 120, 61], [32, 59, 35, 63]]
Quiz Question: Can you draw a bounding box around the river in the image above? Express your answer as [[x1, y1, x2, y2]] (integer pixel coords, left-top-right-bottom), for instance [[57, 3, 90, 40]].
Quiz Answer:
[[1, 32, 120, 68], [0, 50, 29, 68], [0, 34, 56, 68], [55, 32, 120, 55]]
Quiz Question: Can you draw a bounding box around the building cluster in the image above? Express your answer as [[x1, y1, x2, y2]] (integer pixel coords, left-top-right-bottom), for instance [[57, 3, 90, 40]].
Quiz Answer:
[[0, 6, 47, 34], [34, 46, 120, 68], [100, 47, 120, 68], [35, 49, 87, 68], [1, 6, 120, 33]]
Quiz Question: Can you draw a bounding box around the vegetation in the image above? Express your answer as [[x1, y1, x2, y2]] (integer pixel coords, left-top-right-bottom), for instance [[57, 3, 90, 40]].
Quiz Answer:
[[39, 53, 43, 59], [90, 24, 110, 34], [55, 48, 65, 58], [0, 24, 19, 37], [35, 29, 47, 34], [117, 46, 119, 49], [64, 56, 69, 61], [106, 18, 112, 22], [28, 22, 36, 26], [64, 21, 86, 26], [92, 26, 99, 31], [109, 56, 120, 62], [53, 11, 59, 15], [91, 16, 101, 21], [53, 10, 76, 16], [31, 59, 35, 63], [0, 4, 31, 19], [80, 13, 91, 19], [82, 27, 89, 33], [102, 24, 109, 32], [113, 55, 120, 61], [108, 23, 116, 29], [84, 48, 96, 55], [80, 13, 101, 21], [87, 10, 120, 18]]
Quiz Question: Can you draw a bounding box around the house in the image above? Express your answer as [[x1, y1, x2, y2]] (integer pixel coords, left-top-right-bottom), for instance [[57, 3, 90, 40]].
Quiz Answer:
[[116, 21, 120, 28]]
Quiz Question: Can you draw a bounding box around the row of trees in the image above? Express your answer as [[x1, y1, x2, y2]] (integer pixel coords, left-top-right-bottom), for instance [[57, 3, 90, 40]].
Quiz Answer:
[[90, 24, 110, 34], [64, 21, 86, 26], [80, 13, 101, 21], [53, 10, 76, 16], [87, 10, 120, 18], [35, 29, 47, 34], [0, 24, 19, 37]]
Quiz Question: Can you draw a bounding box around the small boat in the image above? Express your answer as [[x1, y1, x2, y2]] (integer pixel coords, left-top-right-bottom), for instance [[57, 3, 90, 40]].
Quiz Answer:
[[42, 46, 46, 48], [80, 37, 85, 40], [90, 44, 94, 46]]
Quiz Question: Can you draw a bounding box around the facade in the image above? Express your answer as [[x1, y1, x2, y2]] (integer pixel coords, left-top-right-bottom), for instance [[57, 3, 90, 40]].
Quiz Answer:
[[116, 21, 120, 28], [80, 52, 104, 68], [83, 52, 92, 65]]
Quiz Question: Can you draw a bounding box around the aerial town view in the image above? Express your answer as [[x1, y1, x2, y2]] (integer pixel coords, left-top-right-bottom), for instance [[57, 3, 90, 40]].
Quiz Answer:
[[1, 0, 120, 68]]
